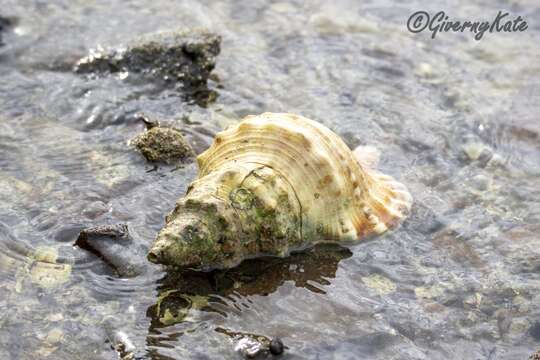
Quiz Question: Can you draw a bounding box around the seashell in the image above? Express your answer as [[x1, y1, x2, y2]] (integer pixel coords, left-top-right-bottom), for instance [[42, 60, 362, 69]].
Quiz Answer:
[[148, 113, 412, 270]]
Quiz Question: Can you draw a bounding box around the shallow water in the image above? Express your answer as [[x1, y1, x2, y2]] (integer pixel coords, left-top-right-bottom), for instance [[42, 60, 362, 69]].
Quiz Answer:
[[1, 0, 539, 359]]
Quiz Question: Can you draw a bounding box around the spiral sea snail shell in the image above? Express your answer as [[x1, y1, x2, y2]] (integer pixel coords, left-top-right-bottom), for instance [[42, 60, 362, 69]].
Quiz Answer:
[[148, 113, 412, 270]]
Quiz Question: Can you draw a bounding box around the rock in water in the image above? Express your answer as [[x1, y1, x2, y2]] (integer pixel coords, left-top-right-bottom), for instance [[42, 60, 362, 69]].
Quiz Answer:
[[74, 29, 220, 90], [269, 338, 284, 355], [148, 113, 412, 270], [131, 126, 194, 164], [0, 15, 14, 47], [75, 224, 145, 277]]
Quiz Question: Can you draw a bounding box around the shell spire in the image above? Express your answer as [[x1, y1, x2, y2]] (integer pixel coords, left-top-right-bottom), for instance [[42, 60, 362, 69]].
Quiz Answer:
[[148, 113, 412, 270]]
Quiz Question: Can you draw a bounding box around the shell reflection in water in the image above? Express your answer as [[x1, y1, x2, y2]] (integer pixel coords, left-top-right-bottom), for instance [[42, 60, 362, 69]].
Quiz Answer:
[[147, 244, 352, 328]]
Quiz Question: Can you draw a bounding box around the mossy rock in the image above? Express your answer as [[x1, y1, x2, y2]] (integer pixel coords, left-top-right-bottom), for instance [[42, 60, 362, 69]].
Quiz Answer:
[[131, 127, 194, 164], [74, 29, 221, 90]]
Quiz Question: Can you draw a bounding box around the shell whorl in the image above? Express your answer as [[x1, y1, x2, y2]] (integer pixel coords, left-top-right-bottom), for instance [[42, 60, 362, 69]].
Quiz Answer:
[[197, 112, 411, 242]]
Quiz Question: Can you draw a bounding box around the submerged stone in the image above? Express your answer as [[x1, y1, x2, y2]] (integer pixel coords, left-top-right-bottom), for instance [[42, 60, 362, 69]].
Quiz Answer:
[[530, 321, 540, 341], [461, 142, 493, 164], [131, 126, 194, 164], [75, 224, 145, 277], [269, 338, 284, 355], [33, 246, 59, 264], [215, 328, 284, 359], [74, 29, 221, 91], [10, 246, 72, 290], [0, 15, 14, 47], [415, 285, 445, 300], [29, 263, 71, 289], [361, 273, 396, 295]]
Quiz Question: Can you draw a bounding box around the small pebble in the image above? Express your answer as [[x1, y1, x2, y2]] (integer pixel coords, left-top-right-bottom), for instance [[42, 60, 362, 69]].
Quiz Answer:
[[82, 200, 109, 219], [470, 174, 491, 192], [415, 62, 433, 78], [529, 321, 540, 341], [462, 143, 487, 161], [269, 338, 284, 355]]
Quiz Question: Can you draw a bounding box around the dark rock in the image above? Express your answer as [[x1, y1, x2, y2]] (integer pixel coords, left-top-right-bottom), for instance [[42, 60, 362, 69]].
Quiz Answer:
[[77, 223, 129, 240], [269, 338, 284, 355], [74, 29, 221, 91], [75, 224, 145, 277], [131, 126, 194, 163]]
